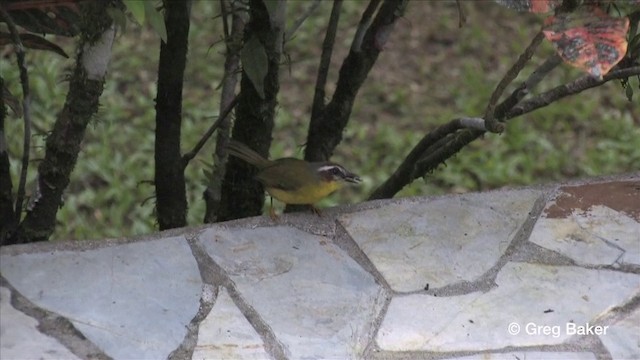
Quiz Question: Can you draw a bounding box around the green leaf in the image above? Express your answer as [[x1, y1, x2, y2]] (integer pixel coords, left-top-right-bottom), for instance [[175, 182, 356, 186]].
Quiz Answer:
[[145, 2, 167, 43], [241, 35, 268, 99], [123, 0, 145, 24], [106, 7, 128, 33], [626, 82, 634, 101]]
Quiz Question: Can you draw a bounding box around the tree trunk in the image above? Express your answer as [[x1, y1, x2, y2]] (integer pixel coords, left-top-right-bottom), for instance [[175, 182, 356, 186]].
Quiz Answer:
[[217, 0, 285, 221], [155, 0, 191, 230], [0, 76, 16, 243], [7, 3, 114, 244], [203, 0, 245, 223]]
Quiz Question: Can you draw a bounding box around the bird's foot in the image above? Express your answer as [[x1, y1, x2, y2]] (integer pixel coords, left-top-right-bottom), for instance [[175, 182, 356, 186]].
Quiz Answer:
[[310, 205, 322, 217]]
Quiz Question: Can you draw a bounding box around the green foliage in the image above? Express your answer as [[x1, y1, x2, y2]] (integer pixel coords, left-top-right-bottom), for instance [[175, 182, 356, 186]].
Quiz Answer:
[[3, 1, 638, 240], [241, 35, 268, 99], [121, 0, 167, 42]]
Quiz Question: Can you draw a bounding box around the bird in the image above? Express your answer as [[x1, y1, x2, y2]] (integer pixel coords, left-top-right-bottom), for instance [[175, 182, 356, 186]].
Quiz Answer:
[[226, 140, 361, 218]]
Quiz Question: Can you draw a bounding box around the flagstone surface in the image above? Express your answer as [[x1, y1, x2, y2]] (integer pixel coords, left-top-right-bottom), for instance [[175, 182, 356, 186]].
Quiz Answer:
[[1, 175, 638, 360]]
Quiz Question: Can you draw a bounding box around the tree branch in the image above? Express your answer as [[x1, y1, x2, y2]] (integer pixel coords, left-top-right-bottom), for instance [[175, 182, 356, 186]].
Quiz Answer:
[[368, 119, 478, 200], [506, 65, 640, 120], [217, 0, 285, 221], [311, 0, 342, 122], [494, 54, 562, 119], [351, 0, 381, 52], [183, 95, 239, 166], [203, 0, 245, 223], [285, 0, 322, 42], [11, 3, 114, 244], [0, 6, 32, 225], [455, 0, 466, 28], [0, 76, 16, 244], [369, 63, 640, 201], [305, 0, 408, 162], [155, 0, 191, 230], [484, 31, 545, 133]]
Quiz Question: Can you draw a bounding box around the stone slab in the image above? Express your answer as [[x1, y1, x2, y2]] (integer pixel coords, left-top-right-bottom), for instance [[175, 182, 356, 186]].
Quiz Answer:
[[531, 181, 640, 266], [452, 352, 596, 360], [198, 226, 386, 359], [339, 189, 541, 291], [377, 262, 640, 352], [193, 288, 269, 360], [0, 236, 202, 360], [599, 306, 640, 359], [0, 286, 79, 359]]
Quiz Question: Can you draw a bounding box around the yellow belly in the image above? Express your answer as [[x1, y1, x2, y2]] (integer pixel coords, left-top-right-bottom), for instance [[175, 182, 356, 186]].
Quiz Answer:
[[266, 181, 342, 205]]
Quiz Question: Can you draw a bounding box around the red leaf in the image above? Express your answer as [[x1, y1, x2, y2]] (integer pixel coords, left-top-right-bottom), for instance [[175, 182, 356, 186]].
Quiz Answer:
[[0, 32, 69, 58], [3, 0, 85, 37], [543, 7, 630, 78]]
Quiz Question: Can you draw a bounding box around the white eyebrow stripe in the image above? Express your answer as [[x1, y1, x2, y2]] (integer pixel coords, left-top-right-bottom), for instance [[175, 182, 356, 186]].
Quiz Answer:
[[316, 165, 341, 173]]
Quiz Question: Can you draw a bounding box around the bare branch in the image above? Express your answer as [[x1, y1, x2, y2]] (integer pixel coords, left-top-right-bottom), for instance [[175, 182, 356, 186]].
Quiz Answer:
[[369, 64, 640, 201], [494, 54, 562, 119], [0, 6, 32, 224], [286, 0, 323, 42], [311, 0, 342, 121], [484, 31, 545, 133], [203, 0, 246, 223], [305, 0, 408, 162], [506, 65, 640, 120], [351, 0, 381, 52], [368, 118, 469, 200], [220, 0, 231, 39], [455, 0, 466, 28], [183, 95, 240, 166], [458, 117, 487, 131]]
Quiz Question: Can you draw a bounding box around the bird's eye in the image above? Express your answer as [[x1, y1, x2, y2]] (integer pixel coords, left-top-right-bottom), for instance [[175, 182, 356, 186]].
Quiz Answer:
[[329, 167, 342, 176]]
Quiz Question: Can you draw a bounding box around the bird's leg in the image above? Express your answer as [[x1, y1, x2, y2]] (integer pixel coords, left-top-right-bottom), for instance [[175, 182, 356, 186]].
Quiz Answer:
[[269, 197, 279, 220], [310, 204, 322, 217]]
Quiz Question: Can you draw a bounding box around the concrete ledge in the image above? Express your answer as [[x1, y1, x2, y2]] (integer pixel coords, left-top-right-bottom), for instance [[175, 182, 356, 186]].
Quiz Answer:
[[2, 173, 639, 359]]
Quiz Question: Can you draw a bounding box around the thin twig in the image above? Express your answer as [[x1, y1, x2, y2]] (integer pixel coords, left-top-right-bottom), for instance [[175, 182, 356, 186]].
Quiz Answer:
[[311, 0, 342, 121], [203, 0, 245, 223], [494, 54, 562, 119], [455, 0, 466, 28], [351, 0, 381, 52], [182, 95, 239, 167], [286, 0, 323, 42], [220, 0, 231, 39], [0, 6, 32, 223], [484, 31, 545, 132]]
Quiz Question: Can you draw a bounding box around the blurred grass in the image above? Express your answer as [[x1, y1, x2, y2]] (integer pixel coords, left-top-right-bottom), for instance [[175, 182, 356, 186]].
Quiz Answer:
[[2, 1, 638, 240]]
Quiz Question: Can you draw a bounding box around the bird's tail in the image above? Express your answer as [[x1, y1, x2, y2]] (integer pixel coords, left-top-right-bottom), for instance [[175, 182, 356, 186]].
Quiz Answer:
[[226, 140, 271, 169]]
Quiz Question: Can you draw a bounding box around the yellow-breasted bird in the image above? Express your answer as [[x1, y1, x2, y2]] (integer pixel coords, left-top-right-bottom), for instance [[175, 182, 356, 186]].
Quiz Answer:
[[226, 140, 361, 218]]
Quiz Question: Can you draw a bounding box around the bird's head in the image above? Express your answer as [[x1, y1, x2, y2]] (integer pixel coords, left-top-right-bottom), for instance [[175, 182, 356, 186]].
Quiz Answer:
[[314, 163, 362, 185]]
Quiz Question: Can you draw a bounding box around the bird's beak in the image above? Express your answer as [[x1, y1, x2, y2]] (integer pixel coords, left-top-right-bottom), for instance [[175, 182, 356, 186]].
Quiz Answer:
[[344, 172, 362, 184]]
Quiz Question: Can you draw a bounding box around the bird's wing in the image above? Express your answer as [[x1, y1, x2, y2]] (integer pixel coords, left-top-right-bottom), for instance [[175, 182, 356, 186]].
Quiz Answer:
[[256, 159, 311, 191]]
